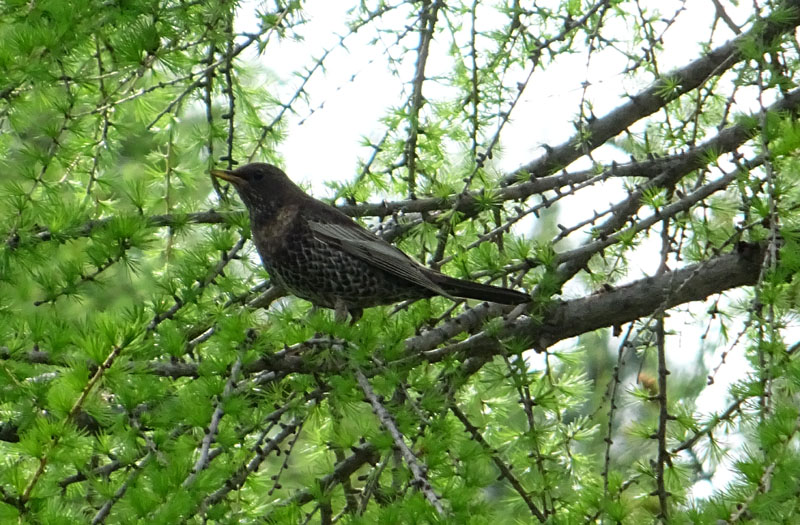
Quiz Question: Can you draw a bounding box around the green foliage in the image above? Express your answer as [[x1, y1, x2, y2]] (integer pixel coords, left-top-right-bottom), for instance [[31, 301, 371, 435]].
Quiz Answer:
[[1, 0, 800, 523]]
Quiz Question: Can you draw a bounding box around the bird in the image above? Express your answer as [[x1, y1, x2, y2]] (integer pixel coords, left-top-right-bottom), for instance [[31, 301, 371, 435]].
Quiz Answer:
[[211, 163, 529, 323]]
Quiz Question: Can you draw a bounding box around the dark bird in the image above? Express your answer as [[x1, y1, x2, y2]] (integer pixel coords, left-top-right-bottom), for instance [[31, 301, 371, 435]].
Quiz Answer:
[[211, 163, 529, 323]]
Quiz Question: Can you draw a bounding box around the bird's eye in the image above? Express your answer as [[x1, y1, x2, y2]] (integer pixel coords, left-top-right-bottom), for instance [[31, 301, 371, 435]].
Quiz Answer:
[[252, 173, 264, 181]]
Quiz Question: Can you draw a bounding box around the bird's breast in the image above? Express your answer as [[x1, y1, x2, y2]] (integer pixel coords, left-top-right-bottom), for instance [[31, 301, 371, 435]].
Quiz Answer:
[[251, 205, 300, 258]]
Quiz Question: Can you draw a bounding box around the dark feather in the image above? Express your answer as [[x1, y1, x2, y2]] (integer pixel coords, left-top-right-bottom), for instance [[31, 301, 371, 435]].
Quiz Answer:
[[309, 220, 529, 305], [308, 221, 453, 298], [432, 273, 530, 304]]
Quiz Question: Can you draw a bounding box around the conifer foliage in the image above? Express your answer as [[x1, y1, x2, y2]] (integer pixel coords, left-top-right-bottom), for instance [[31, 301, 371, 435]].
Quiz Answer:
[[2, 0, 800, 522]]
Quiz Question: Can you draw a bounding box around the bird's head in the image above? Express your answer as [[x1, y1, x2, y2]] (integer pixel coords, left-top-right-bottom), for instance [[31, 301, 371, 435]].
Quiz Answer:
[[211, 163, 302, 214]]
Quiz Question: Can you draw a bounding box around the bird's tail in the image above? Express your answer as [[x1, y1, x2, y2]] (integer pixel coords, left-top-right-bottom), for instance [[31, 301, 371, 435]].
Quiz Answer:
[[433, 274, 529, 305]]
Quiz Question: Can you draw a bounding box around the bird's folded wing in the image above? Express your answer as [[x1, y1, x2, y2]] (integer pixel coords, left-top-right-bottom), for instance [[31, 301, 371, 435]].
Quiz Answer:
[[308, 221, 453, 298]]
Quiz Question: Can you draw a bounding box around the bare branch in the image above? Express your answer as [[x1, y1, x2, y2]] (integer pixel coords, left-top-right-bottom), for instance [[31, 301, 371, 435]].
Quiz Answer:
[[355, 370, 446, 516]]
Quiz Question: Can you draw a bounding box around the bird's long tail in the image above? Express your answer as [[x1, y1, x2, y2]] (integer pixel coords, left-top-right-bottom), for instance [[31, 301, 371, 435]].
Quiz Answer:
[[433, 274, 529, 305]]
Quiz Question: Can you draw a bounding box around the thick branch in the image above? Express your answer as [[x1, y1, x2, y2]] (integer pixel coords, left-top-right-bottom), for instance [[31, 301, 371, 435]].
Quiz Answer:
[[409, 244, 765, 362], [503, 0, 800, 184]]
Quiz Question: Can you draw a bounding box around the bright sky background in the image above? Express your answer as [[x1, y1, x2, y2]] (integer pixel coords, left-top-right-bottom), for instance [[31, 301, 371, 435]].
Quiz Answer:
[[235, 0, 760, 498]]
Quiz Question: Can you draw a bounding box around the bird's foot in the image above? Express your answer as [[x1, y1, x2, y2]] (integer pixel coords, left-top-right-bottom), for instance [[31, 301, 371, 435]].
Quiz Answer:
[[334, 299, 362, 325]]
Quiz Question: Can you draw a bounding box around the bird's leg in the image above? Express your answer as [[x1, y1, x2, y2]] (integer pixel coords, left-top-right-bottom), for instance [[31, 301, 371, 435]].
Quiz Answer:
[[334, 299, 362, 324], [334, 299, 349, 324], [348, 307, 363, 326]]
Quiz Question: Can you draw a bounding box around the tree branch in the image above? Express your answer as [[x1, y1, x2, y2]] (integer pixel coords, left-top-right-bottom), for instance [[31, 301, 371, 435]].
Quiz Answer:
[[355, 370, 445, 516], [503, 0, 800, 184]]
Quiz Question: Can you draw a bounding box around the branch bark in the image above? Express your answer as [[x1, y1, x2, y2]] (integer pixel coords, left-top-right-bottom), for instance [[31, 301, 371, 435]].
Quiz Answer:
[[503, 0, 800, 184]]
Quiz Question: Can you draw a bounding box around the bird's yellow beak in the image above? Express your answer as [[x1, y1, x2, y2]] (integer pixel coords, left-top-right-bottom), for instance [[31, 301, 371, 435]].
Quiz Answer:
[[210, 169, 244, 185]]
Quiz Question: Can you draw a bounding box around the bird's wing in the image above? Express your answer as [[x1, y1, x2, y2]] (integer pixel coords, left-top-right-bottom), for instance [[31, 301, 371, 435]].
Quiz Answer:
[[308, 221, 453, 298]]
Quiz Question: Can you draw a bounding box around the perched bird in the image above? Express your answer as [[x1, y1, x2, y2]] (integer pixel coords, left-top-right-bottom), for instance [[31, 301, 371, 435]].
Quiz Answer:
[[211, 163, 529, 323]]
